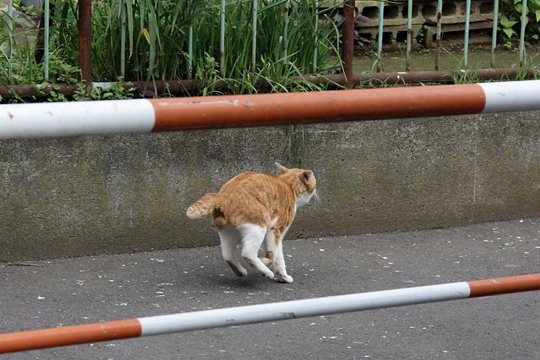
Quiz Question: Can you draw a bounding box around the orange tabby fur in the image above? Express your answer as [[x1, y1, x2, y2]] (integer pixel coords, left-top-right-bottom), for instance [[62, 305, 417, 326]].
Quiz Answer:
[[186, 163, 317, 283]]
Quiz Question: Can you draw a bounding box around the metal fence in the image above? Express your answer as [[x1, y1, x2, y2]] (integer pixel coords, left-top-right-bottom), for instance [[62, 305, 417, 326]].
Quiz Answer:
[[0, 0, 538, 100]]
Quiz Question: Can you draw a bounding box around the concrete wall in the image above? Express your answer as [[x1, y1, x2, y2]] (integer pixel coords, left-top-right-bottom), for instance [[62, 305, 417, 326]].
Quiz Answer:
[[1, 111, 539, 261]]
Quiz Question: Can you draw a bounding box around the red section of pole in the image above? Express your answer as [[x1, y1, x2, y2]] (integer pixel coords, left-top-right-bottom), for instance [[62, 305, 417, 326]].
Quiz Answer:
[[0, 319, 141, 354], [468, 273, 540, 297], [150, 84, 486, 131], [78, 0, 93, 89], [342, 1, 355, 89]]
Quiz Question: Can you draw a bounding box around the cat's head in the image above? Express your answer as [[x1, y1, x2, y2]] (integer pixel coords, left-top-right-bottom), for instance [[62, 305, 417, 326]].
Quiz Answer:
[[275, 162, 317, 207]]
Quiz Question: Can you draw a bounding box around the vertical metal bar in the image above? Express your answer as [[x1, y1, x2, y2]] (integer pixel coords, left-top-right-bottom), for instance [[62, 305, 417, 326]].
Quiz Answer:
[[377, 0, 384, 72], [251, 0, 258, 72], [219, 0, 225, 76], [435, 0, 442, 71], [342, 0, 355, 88], [491, 0, 499, 67], [44, 0, 50, 81], [283, 0, 290, 60], [120, 0, 126, 77], [78, 0, 93, 88], [463, 0, 471, 68], [406, 0, 413, 71], [7, 0, 13, 82], [313, 0, 319, 73], [187, 26, 193, 79], [518, 0, 528, 67]]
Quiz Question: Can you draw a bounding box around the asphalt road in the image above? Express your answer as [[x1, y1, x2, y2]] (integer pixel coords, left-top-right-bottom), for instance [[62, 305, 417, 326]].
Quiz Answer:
[[1, 218, 539, 360]]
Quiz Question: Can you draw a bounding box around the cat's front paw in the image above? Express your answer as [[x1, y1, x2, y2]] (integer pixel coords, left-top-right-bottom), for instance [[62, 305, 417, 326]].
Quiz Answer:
[[275, 274, 293, 283]]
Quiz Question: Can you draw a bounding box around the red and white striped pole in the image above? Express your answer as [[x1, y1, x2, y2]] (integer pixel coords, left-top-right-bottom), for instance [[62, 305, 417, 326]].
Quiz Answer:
[[1, 80, 539, 139], [1, 273, 539, 354]]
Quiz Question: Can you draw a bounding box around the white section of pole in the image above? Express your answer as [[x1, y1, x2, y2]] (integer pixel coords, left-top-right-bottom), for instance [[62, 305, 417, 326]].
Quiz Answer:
[[139, 282, 470, 336], [480, 80, 540, 113], [0, 100, 155, 139]]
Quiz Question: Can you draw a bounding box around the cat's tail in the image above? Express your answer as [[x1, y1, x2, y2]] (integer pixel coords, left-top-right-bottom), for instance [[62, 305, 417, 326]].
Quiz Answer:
[[186, 193, 222, 219]]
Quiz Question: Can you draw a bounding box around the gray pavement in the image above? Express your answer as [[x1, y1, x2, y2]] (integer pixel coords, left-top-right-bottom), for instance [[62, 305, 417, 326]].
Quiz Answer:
[[1, 218, 539, 360]]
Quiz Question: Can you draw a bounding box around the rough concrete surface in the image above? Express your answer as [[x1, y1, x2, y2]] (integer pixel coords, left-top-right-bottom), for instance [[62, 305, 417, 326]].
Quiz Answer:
[[0, 218, 539, 359], [1, 111, 539, 260]]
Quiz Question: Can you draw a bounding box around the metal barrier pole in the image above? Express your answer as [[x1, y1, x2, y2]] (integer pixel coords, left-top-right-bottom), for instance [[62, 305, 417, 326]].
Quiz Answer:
[[313, 0, 319, 72], [491, 0, 500, 67], [283, 0, 290, 60], [251, 0, 258, 72], [44, 0, 50, 81], [78, 0, 93, 88], [187, 25, 193, 79], [463, 0, 471, 68], [7, 0, 13, 81], [435, 0, 442, 70], [342, 0, 355, 88], [376, 0, 384, 72], [518, 0, 528, 67], [406, 0, 413, 71], [1, 273, 539, 354], [220, 0, 226, 76], [1, 80, 540, 139], [120, 0, 126, 77]]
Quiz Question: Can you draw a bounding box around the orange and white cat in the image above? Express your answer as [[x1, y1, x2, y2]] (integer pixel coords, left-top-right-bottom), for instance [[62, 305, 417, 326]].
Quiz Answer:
[[186, 163, 317, 283]]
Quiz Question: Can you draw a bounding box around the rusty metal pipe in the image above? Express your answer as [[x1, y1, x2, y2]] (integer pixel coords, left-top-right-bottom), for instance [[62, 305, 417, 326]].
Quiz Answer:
[[342, 0, 355, 88], [78, 0, 92, 88], [0, 68, 538, 102]]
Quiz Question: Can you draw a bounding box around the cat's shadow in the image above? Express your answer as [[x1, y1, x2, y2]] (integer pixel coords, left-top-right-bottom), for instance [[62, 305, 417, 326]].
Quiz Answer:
[[201, 271, 275, 289]]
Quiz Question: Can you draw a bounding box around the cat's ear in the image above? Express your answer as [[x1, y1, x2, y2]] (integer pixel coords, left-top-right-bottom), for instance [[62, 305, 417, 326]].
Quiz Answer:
[[302, 170, 314, 183], [275, 162, 289, 174]]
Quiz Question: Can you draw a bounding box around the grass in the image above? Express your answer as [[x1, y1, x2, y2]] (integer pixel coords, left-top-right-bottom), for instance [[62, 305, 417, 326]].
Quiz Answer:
[[352, 46, 540, 74], [0, 0, 342, 98]]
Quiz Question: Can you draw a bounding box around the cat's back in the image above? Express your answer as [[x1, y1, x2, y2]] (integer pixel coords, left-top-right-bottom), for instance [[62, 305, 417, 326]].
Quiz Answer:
[[219, 171, 286, 198], [216, 171, 294, 227]]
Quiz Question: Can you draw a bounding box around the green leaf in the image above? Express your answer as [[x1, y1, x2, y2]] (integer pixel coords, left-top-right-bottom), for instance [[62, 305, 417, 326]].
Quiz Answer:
[[125, 0, 134, 58], [140, 28, 150, 44], [503, 27, 517, 38], [536, 9, 540, 22], [500, 15, 518, 28], [530, 0, 540, 10]]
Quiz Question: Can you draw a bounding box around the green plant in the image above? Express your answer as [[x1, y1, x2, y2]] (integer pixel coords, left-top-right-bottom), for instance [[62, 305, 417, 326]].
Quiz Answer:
[[48, 84, 68, 102], [72, 78, 136, 101], [451, 68, 480, 84], [191, 1, 339, 83], [500, 0, 540, 45], [515, 53, 540, 79], [1, 0, 342, 101], [0, 1, 80, 86]]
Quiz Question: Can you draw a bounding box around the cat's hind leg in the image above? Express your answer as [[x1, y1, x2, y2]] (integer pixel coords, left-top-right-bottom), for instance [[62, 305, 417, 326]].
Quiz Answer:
[[218, 226, 247, 277], [238, 224, 274, 279], [260, 218, 278, 267]]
